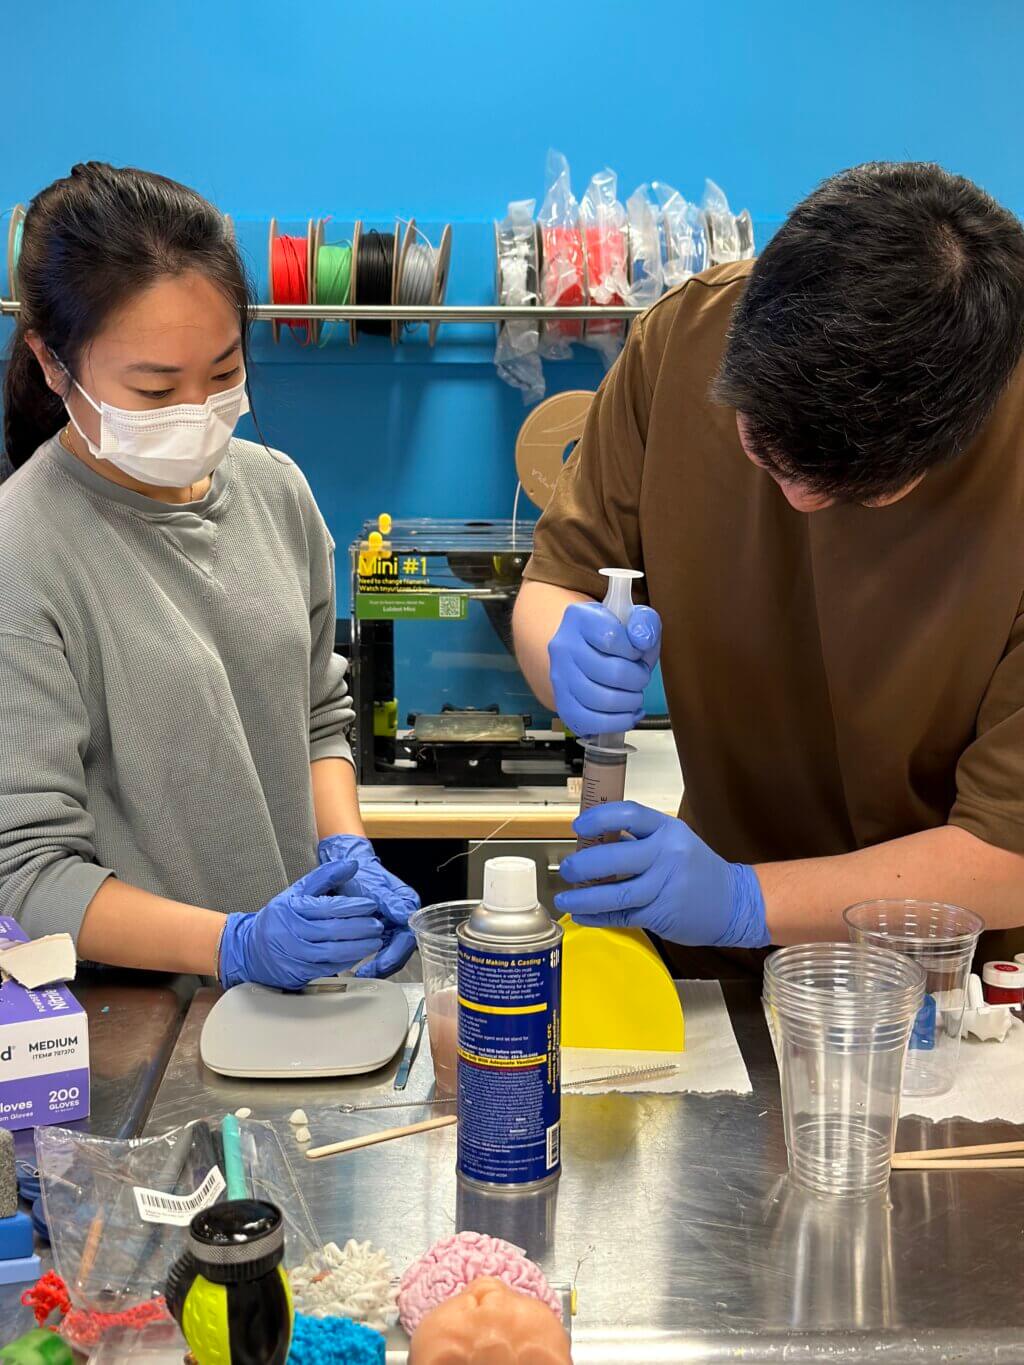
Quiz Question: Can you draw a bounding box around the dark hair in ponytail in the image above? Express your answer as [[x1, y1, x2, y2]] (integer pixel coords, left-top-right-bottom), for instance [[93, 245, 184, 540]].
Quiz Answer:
[[3, 162, 252, 476]]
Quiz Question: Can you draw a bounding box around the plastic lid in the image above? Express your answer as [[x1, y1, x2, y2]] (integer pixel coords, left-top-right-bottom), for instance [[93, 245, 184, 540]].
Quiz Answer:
[[482, 857, 538, 912], [982, 960, 1024, 987]]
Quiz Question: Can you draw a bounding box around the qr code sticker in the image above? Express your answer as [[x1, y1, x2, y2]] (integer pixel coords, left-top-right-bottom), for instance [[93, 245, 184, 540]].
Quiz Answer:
[[438, 595, 461, 619]]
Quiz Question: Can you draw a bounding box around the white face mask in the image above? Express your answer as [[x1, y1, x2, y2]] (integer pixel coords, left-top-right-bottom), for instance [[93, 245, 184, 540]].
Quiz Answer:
[[63, 370, 249, 490]]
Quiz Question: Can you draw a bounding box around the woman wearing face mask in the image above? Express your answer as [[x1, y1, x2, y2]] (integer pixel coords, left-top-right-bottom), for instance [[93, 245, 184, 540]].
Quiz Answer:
[[0, 162, 418, 989]]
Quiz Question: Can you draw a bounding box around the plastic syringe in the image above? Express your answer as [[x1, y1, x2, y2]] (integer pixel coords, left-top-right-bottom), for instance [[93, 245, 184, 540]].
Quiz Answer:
[[576, 568, 644, 853]]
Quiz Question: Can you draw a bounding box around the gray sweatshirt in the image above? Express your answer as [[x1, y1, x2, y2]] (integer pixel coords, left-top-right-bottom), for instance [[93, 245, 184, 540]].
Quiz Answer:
[[0, 436, 354, 942]]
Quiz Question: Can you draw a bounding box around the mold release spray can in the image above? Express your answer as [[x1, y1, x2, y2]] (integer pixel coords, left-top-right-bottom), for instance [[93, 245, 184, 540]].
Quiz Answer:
[[457, 857, 562, 1191]]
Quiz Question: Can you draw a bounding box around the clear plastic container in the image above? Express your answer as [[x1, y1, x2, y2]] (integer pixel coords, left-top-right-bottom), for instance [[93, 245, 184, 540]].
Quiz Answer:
[[843, 899, 984, 1097], [764, 943, 925, 1199], [409, 901, 473, 1097]]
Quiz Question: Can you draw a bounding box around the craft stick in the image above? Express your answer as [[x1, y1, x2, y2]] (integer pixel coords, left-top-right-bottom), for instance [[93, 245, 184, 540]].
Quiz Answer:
[[892, 1157, 1024, 1171], [306, 1114, 457, 1161], [895, 1139, 1024, 1161]]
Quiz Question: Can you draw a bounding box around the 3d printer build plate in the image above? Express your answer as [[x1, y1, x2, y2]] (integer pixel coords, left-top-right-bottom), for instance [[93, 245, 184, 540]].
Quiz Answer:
[[200, 979, 410, 1079]]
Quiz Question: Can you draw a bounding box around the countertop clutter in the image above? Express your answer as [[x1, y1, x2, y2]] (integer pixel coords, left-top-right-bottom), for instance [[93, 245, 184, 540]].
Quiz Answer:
[[1, 973, 1022, 1361]]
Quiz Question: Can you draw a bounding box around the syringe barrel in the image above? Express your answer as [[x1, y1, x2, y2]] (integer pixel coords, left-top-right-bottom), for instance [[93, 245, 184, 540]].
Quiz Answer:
[[576, 743, 629, 853]]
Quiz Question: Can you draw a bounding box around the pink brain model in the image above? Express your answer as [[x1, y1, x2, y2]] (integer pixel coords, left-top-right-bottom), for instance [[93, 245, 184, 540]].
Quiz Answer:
[[398, 1232, 563, 1334]]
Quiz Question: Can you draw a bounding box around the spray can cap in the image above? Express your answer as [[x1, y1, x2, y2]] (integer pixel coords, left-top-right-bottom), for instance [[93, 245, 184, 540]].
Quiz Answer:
[[482, 857, 539, 912]]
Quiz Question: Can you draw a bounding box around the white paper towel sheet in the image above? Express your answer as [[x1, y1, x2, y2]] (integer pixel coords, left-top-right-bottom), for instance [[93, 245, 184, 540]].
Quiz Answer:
[[394, 980, 751, 1099], [562, 979, 752, 1095], [900, 1016, 1024, 1123]]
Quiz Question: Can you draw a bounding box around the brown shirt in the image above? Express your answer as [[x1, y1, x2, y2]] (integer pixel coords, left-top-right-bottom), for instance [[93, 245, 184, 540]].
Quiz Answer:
[[526, 261, 1024, 973]]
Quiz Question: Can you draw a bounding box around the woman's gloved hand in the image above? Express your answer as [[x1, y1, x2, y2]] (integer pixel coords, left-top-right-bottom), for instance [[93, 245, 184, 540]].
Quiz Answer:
[[548, 602, 662, 738], [218, 860, 385, 990], [554, 803, 770, 949], [318, 834, 420, 978]]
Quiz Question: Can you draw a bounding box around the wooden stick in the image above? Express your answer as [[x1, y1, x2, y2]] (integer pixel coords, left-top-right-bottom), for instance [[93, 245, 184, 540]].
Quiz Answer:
[[892, 1157, 1024, 1171], [895, 1139, 1024, 1161], [306, 1114, 457, 1161]]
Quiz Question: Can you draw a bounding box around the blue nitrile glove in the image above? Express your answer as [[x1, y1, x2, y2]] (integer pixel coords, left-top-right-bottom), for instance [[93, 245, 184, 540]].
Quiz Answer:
[[317, 835, 419, 978], [548, 602, 662, 738], [218, 860, 386, 990], [555, 803, 770, 949]]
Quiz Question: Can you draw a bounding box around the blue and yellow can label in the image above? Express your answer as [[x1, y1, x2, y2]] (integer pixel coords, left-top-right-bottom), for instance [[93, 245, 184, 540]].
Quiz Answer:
[[457, 939, 561, 1186]]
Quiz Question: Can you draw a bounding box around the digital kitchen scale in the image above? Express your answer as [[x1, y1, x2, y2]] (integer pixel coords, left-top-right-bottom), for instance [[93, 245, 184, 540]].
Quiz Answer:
[[200, 978, 409, 1080]]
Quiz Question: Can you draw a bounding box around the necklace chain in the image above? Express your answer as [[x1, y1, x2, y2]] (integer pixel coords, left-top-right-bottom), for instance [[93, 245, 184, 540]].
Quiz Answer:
[[59, 423, 199, 501]]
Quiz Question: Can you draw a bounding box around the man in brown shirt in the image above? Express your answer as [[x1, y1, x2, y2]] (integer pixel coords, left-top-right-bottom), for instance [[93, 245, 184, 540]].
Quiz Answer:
[[513, 162, 1024, 975]]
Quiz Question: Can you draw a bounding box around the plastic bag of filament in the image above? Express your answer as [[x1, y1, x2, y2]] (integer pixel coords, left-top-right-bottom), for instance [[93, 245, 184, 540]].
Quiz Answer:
[[625, 184, 665, 310], [703, 178, 755, 264], [494, 198, 544, 405], [538, 149, 585, 358], [579, 168, 629, 369], [35, 1119, 319, 1344], [653, 181, 709, 286]]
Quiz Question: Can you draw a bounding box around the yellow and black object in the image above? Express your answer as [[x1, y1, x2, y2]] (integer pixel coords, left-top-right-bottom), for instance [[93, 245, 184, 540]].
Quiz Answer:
[[165, 1200, 293, 1365]]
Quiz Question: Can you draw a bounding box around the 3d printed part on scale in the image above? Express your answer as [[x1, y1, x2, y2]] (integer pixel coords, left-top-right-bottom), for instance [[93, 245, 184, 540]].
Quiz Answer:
[[559, 916, 684, 1051]]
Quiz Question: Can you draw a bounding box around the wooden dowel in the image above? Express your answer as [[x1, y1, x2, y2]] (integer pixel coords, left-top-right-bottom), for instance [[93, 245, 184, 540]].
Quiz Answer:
[[892, 1157, 1024, 1171], [306, 1114, 457, 1161], [895, 1139, 1024, 1161]]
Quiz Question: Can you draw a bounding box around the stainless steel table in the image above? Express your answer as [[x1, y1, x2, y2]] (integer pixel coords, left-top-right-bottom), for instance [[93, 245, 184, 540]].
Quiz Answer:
[[141, 982, 1024, 1363], [0, 972, 194, 1346]]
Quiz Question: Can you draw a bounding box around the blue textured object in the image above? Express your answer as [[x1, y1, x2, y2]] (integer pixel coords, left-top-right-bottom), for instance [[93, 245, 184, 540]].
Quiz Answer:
[[0, 1211, 33, 1260], [0, 1254, 40, 1285], [30, 1198, 48, 1244], [911, 993, 938, 1050], [17, 1174, 40, 1205], [287, 1313, 385, 1365]]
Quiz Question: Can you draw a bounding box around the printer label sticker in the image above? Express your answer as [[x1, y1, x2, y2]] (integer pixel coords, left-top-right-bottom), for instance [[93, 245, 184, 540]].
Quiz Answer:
[[133, 1165, 225, 1226]]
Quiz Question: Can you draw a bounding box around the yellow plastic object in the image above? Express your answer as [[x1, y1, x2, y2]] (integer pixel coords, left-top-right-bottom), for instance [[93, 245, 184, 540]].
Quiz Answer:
[[378, 512, 392, 534], [559, 915, 684, 1051]]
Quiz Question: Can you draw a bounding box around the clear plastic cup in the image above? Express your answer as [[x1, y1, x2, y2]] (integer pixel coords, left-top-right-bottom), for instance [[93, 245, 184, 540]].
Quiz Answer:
[[408, 901, 473, 1098], [764, 943, 925, 1199], [843, 900, 984, 1098]]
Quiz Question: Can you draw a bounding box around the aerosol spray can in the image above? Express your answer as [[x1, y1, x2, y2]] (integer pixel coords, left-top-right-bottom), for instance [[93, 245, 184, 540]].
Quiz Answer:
[[457, 857, 562, 1190]]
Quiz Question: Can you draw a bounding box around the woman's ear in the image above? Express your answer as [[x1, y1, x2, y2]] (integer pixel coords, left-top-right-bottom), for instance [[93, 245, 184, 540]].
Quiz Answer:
[[24, 332, 68, 397]]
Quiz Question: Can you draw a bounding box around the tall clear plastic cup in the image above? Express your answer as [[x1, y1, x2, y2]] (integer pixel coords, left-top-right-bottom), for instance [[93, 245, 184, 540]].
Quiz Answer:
[[843, 899, 984, 1097], [409, 901, 473, 1097], [764, 943, 925, 1199]]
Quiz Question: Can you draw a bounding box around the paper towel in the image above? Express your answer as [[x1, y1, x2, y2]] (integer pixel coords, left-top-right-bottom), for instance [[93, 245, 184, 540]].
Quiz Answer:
[[392, 981, 751, 1100], [900, 1016, 1024, 1123], [562, 979, 752, 1095]]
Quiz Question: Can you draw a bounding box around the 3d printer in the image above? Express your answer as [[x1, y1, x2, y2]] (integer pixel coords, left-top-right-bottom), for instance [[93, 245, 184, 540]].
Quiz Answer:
[[347, 518, 581, 788]]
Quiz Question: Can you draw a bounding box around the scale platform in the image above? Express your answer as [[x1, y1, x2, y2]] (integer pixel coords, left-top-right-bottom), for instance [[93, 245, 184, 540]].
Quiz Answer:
[[200, 978, 409, 1080]]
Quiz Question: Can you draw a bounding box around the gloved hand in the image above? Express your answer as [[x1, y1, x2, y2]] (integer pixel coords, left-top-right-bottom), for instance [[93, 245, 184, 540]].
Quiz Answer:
[[317, 834, 420, 978], [548, 601, 662, 739], [218, 860, 386, 991], [554, 803, 770, 949]]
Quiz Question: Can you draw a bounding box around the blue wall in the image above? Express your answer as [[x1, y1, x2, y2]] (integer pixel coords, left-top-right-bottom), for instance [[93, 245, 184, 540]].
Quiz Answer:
[[3, 0, 1022, 716]]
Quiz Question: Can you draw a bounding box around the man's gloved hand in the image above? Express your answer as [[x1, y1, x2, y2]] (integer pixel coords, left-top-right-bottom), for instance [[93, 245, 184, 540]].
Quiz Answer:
[[218, 860, 385, 991], [548, 602, 662, 738], [554, 803, 770, 949], [318, 834, 420, 978]]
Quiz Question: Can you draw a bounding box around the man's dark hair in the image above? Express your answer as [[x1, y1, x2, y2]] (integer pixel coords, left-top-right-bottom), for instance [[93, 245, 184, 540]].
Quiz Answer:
[[713, 162, 1024, 500]]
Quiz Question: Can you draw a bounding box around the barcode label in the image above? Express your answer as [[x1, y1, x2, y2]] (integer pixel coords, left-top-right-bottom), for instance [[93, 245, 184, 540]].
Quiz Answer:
[[438, 594, 461, 619], [133, 1165, 225, 1227], [546, 1122, 561, 1170]]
